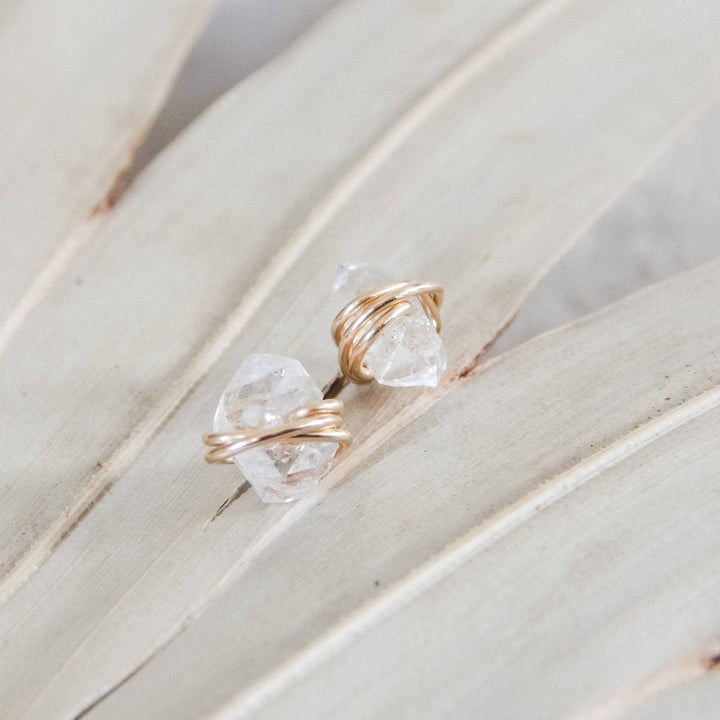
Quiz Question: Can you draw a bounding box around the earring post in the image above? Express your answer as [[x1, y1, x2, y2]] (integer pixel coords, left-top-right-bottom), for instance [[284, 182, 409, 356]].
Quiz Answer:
[[322, 372, 349, 400]]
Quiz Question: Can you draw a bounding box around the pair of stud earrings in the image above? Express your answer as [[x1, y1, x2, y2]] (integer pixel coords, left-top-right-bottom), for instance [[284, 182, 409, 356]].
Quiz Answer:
[[202, 263, 446, 503]]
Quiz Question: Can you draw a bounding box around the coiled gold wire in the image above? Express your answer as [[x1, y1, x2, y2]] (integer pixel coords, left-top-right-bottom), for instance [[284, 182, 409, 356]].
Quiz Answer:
[[331, 280, 443, 384], [202, 398, 351, 465]]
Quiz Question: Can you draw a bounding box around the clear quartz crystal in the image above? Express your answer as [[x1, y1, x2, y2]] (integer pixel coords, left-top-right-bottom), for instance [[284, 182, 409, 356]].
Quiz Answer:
[[333, 263, 447, 387], [213, 354, 338, 503]]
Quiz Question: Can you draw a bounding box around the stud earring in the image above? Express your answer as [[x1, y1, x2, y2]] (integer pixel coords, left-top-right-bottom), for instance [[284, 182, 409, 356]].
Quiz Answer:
[[203, 354, 351, 504], [324, 263, 446, 398]]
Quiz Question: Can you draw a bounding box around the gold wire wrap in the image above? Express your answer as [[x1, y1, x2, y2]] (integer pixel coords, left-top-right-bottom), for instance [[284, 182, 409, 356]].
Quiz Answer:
[[202, 398, 352, 465], [331, 280, 444, 384]]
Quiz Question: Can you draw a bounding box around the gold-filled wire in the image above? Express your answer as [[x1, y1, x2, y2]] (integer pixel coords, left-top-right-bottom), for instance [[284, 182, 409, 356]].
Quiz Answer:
[[331, 280, 443, 385], [202, 398, 351, 465]]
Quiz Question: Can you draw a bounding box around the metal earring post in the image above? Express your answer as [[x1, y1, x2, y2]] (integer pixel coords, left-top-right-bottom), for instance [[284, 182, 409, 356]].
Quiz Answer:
[[322, 372, 349, 400]]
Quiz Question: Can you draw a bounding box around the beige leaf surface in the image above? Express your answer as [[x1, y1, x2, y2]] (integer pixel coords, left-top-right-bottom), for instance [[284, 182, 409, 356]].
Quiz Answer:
[[1, 0, 720, 719], [0, 0, 215, 344], [83, 258, 720, 720], [246, 371, 720, 720], [3, 0, 719, 599], [614, 672, 720, 720], [0, 0, 546, 591]]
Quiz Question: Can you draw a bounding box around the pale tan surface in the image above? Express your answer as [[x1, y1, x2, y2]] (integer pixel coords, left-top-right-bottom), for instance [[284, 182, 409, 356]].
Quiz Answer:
[[89, 259, 720, 720], [493, 100, 720, 355], [2, 1, 720, 719], [1, 0, 550, 595], [0, 0, 214, 339]]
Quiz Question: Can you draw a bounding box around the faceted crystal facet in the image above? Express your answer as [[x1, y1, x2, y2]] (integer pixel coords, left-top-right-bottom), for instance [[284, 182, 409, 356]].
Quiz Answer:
[[213, 354, 338, 503], [333, 263, 447, 387]]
